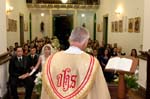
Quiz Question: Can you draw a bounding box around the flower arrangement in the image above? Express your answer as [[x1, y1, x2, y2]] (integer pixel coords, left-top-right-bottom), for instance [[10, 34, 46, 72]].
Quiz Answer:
[[34, 72, 42, 95], [114, 74, 139, 90], [124, 74, 139, 90]]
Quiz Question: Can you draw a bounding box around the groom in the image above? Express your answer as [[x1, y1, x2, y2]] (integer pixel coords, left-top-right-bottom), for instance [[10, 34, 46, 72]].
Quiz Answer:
[[9, 46, 35, 99], [42, 27, 110, 99]]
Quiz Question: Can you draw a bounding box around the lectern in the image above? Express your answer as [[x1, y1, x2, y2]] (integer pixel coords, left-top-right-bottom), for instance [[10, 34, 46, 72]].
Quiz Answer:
[[105, 56, 138, 99]]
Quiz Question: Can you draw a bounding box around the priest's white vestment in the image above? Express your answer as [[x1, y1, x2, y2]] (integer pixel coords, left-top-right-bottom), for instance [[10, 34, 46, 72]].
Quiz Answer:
[[41, 46, 110, 99]]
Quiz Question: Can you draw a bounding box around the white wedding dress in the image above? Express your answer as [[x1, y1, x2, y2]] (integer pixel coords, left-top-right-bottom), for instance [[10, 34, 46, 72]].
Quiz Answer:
[[40, 55, 50, 99], [38, 44, 54, 99]]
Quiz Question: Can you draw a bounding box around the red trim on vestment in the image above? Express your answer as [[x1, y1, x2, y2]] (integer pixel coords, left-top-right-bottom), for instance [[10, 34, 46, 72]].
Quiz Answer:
[[46, 54, 95, 99]]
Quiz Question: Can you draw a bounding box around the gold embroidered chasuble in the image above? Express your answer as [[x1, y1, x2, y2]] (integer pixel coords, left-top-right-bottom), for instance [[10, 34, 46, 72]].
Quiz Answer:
[[42, 51, 110, 99]]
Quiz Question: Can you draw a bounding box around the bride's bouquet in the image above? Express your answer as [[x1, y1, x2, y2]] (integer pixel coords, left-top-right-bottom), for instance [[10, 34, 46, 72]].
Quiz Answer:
[[34, 72, 42, 95]]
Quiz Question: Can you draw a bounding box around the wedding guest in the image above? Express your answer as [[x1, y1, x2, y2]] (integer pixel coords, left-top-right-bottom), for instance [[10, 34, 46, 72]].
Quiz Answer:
[[130, 48, 139, 80], [97, 41, 105, 57], [14, 42, 19, 51], [98, 48, 114, 82], [9, 46, 34, 99], [93, 49, 98, 57], [27, 46, 39, 78], [117, 46, 126, 56], [130, 48, 139, 65], [8, 46, 15, 56], [111, 47, 118, 56], [23, 44, 30, 56]]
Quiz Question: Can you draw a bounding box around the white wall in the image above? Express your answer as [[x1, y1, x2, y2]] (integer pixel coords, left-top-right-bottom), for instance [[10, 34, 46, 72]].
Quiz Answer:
[[6, 0, 29, 47], [30, 9, 95, 40], [31, 10, 51, 39], [77, 11, 95, 39], [96, 0, 144, 55], [143, 0, 150, 51], [0, 0, 7, 54]]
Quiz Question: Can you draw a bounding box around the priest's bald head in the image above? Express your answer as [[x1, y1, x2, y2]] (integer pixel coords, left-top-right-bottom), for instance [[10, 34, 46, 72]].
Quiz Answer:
[[69, 27, 90, 50]]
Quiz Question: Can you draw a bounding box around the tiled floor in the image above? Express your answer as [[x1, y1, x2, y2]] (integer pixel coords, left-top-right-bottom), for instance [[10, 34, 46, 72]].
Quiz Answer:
[[108, 83, 144, 99], [19, 88, 144, 99], [127, 90, 144, 99], [6, 84, 145, 99]]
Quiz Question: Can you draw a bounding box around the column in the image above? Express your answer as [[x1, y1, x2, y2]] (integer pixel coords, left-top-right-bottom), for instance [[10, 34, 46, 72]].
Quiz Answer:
[[49, 10, 53, 37], [0, 0, 7, 53], [73, 10, 77, 28], [0, 0, 8, 98]]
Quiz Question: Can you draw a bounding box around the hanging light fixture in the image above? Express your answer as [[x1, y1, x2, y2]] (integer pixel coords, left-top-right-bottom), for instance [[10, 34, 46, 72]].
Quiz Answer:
[[61, 0, 68, 3], [41, 13, 45, 17], [81, 14, 85, 18]]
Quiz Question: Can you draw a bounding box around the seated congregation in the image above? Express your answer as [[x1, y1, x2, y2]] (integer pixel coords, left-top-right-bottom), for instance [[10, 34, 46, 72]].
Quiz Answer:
[[7, 36, 139, 99]]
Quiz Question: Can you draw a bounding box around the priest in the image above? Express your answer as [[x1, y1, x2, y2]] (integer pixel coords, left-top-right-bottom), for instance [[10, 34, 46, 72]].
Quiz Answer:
[[42, 27, 110, 99]]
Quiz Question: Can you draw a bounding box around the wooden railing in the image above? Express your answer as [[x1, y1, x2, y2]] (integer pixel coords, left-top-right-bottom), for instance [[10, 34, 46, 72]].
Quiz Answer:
[[0, 52, 11, 65], [139, 50, 150, 99], [146, 51, 150, 99]]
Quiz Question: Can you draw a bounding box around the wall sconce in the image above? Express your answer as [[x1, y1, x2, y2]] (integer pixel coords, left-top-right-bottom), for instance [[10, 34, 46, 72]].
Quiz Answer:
[[115, 7, 123, 14], [6, 5, 13, 14]]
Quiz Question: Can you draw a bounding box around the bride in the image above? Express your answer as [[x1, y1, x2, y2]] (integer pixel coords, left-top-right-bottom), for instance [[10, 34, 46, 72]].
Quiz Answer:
[[29, 44, 54, 99]]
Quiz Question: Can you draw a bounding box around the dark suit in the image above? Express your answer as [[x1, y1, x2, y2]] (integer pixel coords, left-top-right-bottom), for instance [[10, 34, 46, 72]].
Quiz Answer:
[[9, 55, 34, 99], [27, 54, 39, 77]]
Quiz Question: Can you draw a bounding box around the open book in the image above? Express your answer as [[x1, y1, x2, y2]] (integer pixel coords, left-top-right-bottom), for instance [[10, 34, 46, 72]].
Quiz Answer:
[[105, 57, 133, 72]]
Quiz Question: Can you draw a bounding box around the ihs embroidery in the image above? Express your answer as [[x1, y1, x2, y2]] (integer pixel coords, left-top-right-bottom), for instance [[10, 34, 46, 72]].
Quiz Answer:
[[56, 68, 77, 92]]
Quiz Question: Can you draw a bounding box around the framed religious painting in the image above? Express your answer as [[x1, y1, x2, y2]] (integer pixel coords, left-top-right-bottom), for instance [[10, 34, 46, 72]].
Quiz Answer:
[[119, 20, 123, 32], [24, 21, 28, 32], [97, 23, 101, 32], [115, 21, 118, 32], [7, 19, 17, 32], [128, 18, 134, 32], [111, 21, 115, 32], [134, 17, 141, 33]]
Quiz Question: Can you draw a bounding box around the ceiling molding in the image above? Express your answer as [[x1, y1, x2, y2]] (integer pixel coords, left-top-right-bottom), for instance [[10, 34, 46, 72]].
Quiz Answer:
[[27, 4, 99, 9]]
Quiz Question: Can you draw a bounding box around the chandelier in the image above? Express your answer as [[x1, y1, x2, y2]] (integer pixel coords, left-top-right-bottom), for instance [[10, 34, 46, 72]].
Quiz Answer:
[[61, 0, 68, 3]]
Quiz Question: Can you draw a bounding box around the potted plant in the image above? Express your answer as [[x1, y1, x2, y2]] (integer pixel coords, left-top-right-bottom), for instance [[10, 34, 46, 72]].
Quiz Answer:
[[125, 74, 139, 90], [113, 73, 139, 97], [124, 74, 139, 97]]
